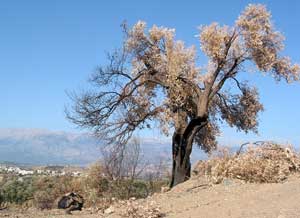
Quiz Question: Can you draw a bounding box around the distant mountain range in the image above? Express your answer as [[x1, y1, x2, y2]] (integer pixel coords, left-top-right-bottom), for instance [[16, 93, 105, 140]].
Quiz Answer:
[[0, 128, 103, 166], [0, 128, 206, 166], [6, 128, 291, 167]]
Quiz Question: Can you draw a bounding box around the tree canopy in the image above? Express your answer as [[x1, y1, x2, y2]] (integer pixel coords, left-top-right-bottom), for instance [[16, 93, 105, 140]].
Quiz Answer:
[[67, 4, 299, 186], [68, 4, 299, 146]]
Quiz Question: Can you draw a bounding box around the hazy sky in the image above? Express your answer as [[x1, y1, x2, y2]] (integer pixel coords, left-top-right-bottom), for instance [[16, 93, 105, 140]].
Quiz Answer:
[[1, 0, 300, 145]]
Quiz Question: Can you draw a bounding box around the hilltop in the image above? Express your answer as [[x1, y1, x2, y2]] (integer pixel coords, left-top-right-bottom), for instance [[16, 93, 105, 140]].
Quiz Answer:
[[109, 175, 300, 218], [1, 175, 300, 218]]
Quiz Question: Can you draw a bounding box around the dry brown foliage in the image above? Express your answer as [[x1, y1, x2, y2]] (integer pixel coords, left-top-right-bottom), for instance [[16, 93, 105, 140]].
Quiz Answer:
[[67, 3, 300, 187], [33, 191, 53, 210], [193, 142, 300, 183]]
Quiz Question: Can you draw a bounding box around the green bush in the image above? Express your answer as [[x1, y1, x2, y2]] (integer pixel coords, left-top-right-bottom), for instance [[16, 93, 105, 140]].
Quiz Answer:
[[0, 177, 35, 204], [129, 180, 149, 198]]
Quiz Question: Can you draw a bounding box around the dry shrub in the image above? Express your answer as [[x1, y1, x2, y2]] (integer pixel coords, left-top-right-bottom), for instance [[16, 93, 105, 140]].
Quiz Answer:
[[33, 190, 53, 210], [122, 199, 164, 218], [33, 176, 85, 209], [87, 163, 110, 194], [84, 161, 151, 202], [193, 142, 300, 183], [80, 162, 111, 208]]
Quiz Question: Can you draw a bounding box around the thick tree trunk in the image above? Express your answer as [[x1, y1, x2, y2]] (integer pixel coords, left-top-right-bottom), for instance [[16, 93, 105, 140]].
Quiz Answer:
[[170, 116, 208, 188], [170, 133, 191, 187]]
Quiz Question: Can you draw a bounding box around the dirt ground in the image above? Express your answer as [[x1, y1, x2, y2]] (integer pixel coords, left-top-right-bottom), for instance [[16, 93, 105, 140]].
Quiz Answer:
[[2, 175, 300, 218], [0, 208, 101, 218], [151, 176, 300, 218]]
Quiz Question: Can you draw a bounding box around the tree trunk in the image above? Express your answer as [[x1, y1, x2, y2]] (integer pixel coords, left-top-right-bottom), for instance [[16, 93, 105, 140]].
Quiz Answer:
[[170, 133, 192, 187], [170, 116, 208, 188]]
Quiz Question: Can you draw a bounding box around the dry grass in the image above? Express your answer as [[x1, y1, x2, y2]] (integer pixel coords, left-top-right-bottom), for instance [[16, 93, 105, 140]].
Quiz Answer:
[[193, 142, 300, 183], [121, 199, 164, 218]]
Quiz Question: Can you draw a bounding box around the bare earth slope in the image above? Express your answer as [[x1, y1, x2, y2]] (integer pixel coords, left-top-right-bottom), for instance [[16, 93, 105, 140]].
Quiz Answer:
[[149, 176, 300, 218], [1, 175, 300, 218], [109, 176, 300, 218]]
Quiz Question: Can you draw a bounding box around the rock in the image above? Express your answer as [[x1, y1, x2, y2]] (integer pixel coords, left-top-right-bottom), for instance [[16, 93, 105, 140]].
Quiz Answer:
[[57, 192, 84, 214], [104, 206, 115, 214]]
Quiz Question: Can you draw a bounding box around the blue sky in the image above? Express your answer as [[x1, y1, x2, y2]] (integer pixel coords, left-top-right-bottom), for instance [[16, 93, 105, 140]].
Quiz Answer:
[[1, 0, 300, 146]]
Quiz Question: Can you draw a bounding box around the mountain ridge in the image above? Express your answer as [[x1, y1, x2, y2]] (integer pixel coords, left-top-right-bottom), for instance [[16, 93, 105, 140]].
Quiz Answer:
[[0, 128, 177, 166]]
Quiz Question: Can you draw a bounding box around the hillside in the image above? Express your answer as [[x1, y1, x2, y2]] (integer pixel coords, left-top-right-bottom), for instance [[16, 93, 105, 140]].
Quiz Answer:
[[141, 176, 300, 218], [1, 175, 300, 218]]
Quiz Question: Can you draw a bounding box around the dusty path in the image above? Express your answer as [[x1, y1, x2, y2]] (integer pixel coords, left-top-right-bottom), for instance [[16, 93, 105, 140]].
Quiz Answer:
[[2, 175, 300, 218]]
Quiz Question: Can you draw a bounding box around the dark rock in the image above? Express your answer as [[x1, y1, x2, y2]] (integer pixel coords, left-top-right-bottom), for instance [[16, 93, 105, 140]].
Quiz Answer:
[[57, 192, 84, 214]]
